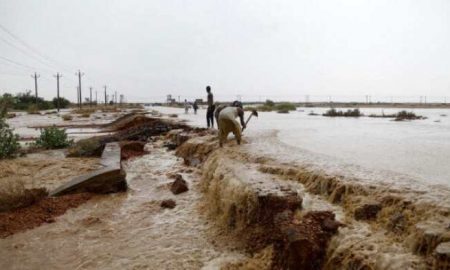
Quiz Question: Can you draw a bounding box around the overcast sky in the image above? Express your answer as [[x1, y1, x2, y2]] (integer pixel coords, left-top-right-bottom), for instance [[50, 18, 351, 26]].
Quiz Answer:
[[0, 0, 449, 102]]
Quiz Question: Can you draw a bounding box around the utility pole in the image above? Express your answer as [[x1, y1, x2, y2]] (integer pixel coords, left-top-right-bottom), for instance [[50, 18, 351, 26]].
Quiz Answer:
[[89, 87, 93, 107], [75, 70, 84, 108], [53, 73, 62, 112], [31, 72, 40, 104], [104, 85, 107, 105]]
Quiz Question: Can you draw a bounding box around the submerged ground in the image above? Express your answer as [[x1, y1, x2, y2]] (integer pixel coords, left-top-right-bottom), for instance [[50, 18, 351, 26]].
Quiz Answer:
[[1, 106, 449, 269], [156, 106, 450, 189]]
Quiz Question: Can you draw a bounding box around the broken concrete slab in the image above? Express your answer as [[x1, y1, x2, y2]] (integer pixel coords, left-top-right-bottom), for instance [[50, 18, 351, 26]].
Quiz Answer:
[[50, 142, 127, 196], [49, 167, 127, 196], [100, 142, 122, 168]]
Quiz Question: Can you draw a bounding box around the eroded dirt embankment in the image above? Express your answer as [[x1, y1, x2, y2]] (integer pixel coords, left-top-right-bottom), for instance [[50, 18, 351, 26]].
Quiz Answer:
[[174, 132, 450, 269]]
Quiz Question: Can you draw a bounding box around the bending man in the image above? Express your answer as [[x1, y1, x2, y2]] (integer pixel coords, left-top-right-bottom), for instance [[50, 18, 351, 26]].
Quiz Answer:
[[218, 105, 246, 147]]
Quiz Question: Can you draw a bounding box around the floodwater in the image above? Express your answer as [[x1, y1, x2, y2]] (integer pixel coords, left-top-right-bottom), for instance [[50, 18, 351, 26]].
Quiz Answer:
[[153, 106, 450, 203], [0, 142, 244, 270], [6, 109, 124, 140]]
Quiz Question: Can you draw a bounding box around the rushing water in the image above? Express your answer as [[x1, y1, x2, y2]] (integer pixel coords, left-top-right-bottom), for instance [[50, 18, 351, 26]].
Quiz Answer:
[[0, 143, 244, 270]]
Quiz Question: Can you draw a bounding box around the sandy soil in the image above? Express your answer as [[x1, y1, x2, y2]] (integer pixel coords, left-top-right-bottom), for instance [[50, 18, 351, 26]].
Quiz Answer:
[[0, 150, 101, 192]]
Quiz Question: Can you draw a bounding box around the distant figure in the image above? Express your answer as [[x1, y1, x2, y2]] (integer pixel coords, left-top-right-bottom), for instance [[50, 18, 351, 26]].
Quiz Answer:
[[218, 106, 246, 147], [193, 100, 199, 114], [206, 86, 215, 128], [184, 99, 190, 114]]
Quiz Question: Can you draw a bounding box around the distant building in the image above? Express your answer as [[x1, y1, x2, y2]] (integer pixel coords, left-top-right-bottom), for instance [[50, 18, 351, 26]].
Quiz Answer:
[[166, 94, 176, 104]]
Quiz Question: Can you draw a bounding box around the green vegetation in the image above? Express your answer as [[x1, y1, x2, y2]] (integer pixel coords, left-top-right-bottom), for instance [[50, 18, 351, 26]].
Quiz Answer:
[[265, 99, 275, 107], [52, 97, 71, 109], [368, 110, 425, 121], [0, 107, 21, 159], [274, 102, 297, 111], [0, 91, 71, 112], [245, 100, 297, 113], [323, 108, 362, 117], [34, 126, 73, 149], [395, 110, 425, 121]]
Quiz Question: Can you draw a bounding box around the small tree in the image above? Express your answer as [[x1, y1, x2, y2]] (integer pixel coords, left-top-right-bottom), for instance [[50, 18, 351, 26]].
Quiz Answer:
[[265, 99, 275, 107], [35, 126, 73, 149], [0, 111, 20, 159], [52, 97, 71, 109]]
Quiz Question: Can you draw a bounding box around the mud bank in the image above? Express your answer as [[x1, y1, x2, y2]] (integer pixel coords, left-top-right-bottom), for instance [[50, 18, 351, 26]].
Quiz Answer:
[[176, 137, 343, 269], [175, 132, 450, 269], [0, 193, 94, 238]]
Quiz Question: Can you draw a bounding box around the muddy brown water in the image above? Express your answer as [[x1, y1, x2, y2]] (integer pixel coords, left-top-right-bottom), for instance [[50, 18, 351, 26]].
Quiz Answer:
[[0, 143, 244, 270]]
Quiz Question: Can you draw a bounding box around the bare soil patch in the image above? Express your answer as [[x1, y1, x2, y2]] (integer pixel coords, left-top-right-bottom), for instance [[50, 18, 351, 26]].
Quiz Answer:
[[0, 193, 93, 238]]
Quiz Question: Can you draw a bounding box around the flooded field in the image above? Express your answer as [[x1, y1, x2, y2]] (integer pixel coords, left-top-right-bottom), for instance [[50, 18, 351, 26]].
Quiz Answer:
[[153, 106, 450, 189], [2, 107, 449, 269]]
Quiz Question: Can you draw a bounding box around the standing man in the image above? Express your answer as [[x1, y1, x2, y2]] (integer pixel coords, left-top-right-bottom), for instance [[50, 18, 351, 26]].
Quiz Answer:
[[206, 86, 215, 128], [193, 100, 199, 114], [184, 99, 190, 114]]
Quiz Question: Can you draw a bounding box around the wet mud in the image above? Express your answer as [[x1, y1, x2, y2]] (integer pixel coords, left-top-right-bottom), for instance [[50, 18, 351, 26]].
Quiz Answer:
[[0, 193, 93, 238]]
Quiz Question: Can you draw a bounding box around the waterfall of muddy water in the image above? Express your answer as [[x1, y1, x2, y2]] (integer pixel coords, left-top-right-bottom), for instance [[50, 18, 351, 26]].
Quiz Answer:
[[0, 142, 246, 270], [154, 106, 450, 268]]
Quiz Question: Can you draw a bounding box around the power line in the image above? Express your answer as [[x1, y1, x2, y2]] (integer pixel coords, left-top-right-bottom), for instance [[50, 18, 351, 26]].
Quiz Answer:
[[0, 23, 69, 71], [0, 24, 114, 100], [0, 36, 58, 71], [0, 55, 37, 71]]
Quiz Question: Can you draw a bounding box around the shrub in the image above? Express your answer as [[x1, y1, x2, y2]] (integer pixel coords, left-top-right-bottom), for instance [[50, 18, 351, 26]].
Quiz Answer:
[[35, 126, 73, 149], [323, 108, 362, 117], [0, 117, 21, 159], [52, 97, 71, 109], [275, 102, 296, 111], [80, 112, 91, 118], [265, 99, 275, 107], [27, 104, 40, 114], [62, 114, 73, 121], [395, 111, 424, 121]]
